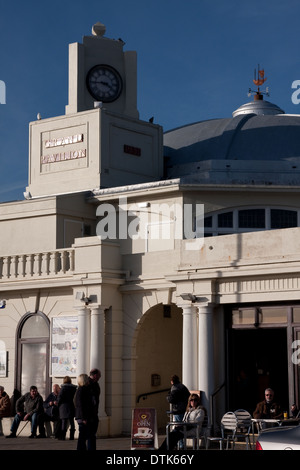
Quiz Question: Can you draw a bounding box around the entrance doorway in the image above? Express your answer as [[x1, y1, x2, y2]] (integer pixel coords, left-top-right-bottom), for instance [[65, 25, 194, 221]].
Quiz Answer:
[[16, 312, 50, 398], [228, 328, 289, 414]]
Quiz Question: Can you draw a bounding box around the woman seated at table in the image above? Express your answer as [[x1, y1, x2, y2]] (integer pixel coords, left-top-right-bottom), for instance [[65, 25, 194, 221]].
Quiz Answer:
[[160, 393, 206, 450]]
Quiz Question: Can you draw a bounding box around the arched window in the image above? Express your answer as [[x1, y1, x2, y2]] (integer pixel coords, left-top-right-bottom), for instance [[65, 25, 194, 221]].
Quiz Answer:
[[16, 312, 50, 399]]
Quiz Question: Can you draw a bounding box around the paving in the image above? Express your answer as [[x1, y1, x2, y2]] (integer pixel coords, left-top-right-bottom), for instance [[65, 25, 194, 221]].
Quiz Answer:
[[0, 433, 253, 451]]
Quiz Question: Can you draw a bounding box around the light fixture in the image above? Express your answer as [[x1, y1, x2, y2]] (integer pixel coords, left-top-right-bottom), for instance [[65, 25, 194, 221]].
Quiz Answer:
[[180, 293, 197, 302], [75, 292, 91, 305], [180, 294, 209, 303]]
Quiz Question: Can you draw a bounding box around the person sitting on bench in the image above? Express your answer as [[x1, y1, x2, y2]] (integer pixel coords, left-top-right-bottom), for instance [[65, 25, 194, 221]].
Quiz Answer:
[[0, 386, 11, 418], [6, 385, 45, 438]]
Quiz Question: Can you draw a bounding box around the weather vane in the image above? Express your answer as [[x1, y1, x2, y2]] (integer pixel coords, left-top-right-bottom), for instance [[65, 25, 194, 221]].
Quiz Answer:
[[248, 65, 269, 100]]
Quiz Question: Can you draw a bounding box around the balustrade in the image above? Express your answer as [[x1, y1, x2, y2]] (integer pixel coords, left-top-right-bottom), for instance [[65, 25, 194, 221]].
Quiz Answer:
[[0, 249, 74, 280]]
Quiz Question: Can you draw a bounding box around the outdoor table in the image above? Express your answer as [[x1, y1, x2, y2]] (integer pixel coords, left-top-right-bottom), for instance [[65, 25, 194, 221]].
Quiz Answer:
[[251, 418, 282, 446]]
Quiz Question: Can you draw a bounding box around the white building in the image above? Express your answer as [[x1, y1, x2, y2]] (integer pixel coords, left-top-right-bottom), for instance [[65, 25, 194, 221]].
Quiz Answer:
[[1, 22, 300, 436]]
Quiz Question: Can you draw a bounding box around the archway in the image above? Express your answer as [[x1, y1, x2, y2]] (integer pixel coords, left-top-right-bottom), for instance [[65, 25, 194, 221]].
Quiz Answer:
[[134, 303, 183, 431], [16, 312, 50, 399]]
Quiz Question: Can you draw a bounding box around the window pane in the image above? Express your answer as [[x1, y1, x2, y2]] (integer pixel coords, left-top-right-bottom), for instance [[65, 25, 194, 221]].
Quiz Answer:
[[260, 308, 287, 324], [218, 212, 233, 228], [21, 343, 46, 397], [204, 216, 212, 228], [232, 309, 255, 325], [238, 209, 265, 228], [271, 209, 297, 229], [21, 315, 49, 338], [293, 307, 300, 323]]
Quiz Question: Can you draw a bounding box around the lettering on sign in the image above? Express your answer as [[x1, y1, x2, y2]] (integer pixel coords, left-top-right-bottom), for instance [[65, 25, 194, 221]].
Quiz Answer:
[[124, 144, 141, 157], [45, 133, 84, 148], [41, 149, 86, 164]]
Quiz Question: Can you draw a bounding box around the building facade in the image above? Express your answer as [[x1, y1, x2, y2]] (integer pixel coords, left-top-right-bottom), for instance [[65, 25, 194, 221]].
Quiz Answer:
[[1, 23, 300, 436]]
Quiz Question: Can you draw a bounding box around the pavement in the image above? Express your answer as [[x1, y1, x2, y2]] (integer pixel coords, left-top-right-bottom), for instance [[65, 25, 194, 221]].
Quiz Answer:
[[0, 433, 253, 452], [0, 434, 133, 451]]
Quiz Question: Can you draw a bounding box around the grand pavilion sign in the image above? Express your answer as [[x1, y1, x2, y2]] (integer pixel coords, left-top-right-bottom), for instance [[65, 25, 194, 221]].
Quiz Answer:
[[41, 133, 86, 164]]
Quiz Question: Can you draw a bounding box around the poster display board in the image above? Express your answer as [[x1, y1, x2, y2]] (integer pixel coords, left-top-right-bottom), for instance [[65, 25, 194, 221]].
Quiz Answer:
[[0, 351, 8, 377], [131, 408, 158, 449], [51, 316, 78, 376]]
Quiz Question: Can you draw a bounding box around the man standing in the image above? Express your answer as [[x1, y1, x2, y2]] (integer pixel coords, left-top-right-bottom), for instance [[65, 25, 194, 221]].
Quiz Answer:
[[167, 375, 190, 422], [6, 385, 45, 438], [88, 368, 101, 450]]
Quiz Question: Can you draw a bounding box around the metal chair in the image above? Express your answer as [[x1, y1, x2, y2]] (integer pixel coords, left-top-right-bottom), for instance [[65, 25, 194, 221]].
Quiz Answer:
[[206, 412, 238, 450], [188, 414, 209, 449], [166, 419, 206, 450], [234, 409, 252, 450]]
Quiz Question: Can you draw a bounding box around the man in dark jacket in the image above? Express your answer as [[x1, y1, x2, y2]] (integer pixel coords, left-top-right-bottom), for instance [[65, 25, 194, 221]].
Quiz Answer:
[[166, 375, 190, 450], [253, 388, 283, 420], [88, 368, 101, 450], [167, 375, 190, 422], [6, 385, 45, 438], [253, 387, 283, 430]]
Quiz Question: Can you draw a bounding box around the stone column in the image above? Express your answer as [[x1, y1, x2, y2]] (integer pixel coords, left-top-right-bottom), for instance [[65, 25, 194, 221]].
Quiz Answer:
[[180, 304, 198, 391], [90, 305, 107, 417], [76, 306, 90, 375], [197, 303, 215, 420]]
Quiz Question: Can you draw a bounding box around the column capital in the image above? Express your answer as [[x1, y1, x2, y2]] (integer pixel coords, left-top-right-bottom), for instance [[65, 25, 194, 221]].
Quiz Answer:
[[90, 304, 110, 313], [195, 302, 215, 314], [177, 302, 198, 313], [74, 305, 89, 313]]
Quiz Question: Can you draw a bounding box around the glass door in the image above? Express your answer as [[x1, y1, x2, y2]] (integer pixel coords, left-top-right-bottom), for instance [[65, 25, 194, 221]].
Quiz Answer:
[[16, 313, 50, 399]]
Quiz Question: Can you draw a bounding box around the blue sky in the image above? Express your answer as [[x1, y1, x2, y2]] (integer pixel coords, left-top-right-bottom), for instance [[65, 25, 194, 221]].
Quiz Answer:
[[1, 0, 300, 202]]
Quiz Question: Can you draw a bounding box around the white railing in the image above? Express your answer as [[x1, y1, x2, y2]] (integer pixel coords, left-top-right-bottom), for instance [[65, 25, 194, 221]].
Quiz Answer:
[[0, 249, 74, 280]]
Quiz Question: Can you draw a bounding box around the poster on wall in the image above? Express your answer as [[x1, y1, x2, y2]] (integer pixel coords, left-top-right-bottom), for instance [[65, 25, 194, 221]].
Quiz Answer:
[[0, 351, 8, 377], [51, 316, 78, 376], [131, 408, 158, 449]]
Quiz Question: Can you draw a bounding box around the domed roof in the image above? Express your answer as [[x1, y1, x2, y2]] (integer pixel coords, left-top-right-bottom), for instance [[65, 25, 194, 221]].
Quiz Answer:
[[163, 98, 300, 186], [232, 98, 285, 117]]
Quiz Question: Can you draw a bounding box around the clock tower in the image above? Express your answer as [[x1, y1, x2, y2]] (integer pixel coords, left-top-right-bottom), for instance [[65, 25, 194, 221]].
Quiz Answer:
[[26, 23, 163, 198], [66, 22, 139, 118]]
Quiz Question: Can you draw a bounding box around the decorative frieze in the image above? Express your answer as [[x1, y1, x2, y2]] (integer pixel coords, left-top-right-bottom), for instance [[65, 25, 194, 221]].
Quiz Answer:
[[218, 275, 300, 295]]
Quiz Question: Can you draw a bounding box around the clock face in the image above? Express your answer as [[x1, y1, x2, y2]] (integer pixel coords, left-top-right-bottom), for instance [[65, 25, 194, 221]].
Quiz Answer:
[[86, 65, 123, 102]]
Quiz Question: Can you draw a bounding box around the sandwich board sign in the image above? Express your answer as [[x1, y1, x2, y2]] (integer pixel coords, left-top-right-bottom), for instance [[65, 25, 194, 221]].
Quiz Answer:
[[131, 408, 158, 449]]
